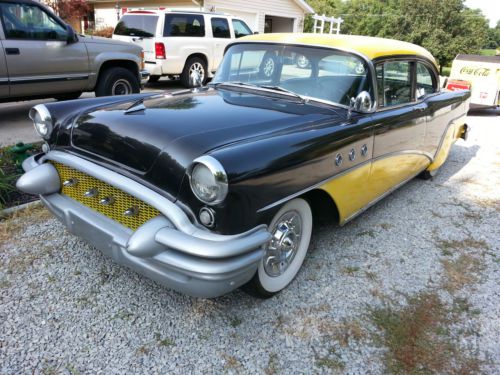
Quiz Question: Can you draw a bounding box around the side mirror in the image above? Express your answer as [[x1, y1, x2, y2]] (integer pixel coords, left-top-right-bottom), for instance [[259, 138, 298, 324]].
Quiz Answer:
[[66, 24, 78, 44], [348, 91, 373, 118]]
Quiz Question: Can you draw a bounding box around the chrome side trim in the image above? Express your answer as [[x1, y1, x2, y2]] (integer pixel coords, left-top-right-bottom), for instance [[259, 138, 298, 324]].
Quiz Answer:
[[340, 165, 428, 225], [40, 151, 269, 243], [9, 73, 89, 84], [257, 149, 432, 213]]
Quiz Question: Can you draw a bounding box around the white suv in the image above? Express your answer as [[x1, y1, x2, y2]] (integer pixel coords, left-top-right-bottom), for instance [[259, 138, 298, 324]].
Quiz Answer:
[[112, 10, 254, 88]]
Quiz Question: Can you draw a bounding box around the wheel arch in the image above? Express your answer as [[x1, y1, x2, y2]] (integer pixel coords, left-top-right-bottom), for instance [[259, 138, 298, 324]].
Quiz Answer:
[[301, 188, 340, 225], [95, 59, 140, 88], [184, 53, 209, 71]]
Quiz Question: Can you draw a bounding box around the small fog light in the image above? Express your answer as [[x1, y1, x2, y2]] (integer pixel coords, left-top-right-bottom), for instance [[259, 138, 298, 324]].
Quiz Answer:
[[199, 207, 215, 228]]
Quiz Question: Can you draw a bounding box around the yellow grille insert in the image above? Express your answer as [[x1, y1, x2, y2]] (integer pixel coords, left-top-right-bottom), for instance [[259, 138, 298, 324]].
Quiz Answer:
[[51, 162, 160, 230]]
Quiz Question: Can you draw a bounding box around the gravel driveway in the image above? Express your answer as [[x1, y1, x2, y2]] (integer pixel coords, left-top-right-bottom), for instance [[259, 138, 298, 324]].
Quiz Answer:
[[1, 112, 499, 374]]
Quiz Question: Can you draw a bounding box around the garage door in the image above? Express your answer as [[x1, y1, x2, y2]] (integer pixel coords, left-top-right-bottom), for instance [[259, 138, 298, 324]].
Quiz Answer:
[[217, 8, 257, 32]]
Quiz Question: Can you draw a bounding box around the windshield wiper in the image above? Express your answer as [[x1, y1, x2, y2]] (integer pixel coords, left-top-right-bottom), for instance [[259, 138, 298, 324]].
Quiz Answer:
[[210, 81, 259, 89], [259, 85, 308, 103]]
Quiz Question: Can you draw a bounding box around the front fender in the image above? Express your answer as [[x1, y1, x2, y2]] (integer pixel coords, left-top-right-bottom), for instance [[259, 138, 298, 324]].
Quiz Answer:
[[88, 51, 142, 89]]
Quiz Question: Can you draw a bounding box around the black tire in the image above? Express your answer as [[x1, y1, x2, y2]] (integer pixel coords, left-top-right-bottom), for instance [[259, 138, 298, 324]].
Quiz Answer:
[[53, 92, 82, 101], [95, 67, 140, 97], [244, 198, 313, 298], [180, 57, 207, 88], [148, 75, 161, 83], [418, 168, 438, 180]]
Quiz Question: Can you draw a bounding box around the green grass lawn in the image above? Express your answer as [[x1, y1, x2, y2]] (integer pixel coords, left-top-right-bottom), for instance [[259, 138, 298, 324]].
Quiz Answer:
[[480, 49, 497, 56]]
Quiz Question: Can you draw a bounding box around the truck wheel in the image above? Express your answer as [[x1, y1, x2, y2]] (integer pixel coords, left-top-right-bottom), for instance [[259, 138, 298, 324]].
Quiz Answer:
[[95, 67, 140, 97], [54, 92, 82, 101], [180, 57, 207, 88], [245, 198, 313, 298], [418, 168, 438, 180]]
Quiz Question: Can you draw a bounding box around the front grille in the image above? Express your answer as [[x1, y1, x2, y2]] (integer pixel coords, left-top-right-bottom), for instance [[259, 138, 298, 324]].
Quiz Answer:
[[51, 162, 160, 230]]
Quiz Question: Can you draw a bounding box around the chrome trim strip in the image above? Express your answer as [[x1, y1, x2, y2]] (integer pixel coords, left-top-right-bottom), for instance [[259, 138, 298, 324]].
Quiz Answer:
[[257, 150, 432, 213], [40, 151, 269, 243], [9, 73, 89, 84], [341, 165, 428, 225]]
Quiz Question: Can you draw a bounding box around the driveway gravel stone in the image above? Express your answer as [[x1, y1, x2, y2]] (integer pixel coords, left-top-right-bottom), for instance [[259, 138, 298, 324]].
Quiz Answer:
[[0, 112, 498, 374]]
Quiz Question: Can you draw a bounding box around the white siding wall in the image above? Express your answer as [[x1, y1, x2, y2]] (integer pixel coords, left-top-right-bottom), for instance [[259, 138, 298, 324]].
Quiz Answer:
[[205, 0, 306, 33], [91, 0, 308, 32]]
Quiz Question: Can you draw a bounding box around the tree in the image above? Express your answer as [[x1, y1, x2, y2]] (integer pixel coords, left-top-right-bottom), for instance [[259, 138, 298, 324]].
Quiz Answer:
[[46, 0, 90, 23]]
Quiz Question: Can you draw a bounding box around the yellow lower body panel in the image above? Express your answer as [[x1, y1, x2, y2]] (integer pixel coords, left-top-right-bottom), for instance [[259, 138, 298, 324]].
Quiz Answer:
[[52, 162, 160, 230], [427, 125, 457, 171], [320, 154, 430, 223]]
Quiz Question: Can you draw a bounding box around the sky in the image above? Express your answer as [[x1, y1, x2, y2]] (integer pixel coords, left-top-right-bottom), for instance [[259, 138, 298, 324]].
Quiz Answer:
[[465, 0, 499, 27]]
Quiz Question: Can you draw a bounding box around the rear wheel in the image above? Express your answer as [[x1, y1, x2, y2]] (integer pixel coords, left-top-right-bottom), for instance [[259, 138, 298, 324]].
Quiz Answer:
[[95, 67, 140, 97], [245, 198, 313, 298], [419, 168, 438, 180], [180, 57, 207, 88]]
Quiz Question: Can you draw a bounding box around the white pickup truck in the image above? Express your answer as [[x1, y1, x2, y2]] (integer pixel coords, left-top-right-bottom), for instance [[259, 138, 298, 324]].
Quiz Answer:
[[112, 10, 254, 88]]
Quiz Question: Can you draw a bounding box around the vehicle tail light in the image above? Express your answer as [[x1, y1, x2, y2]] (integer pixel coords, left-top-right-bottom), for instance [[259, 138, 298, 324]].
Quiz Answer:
[[446, 79, 471, 91], [140, 50, 145, 70], [155, 42, 166, 59]]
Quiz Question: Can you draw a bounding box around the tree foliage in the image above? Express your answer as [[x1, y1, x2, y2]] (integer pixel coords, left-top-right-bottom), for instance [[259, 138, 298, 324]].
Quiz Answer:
[[46, 0, 90, 22], [305, 0, 492, 69]]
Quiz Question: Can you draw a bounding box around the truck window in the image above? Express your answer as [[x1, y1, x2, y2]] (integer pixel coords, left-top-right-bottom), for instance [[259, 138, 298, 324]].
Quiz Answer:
[[211, 18, 230, 38], [0, 2, 67, 41], [232, 19, 252, 38], [164, 14, 205, 37], [114, 14, 159, 38]]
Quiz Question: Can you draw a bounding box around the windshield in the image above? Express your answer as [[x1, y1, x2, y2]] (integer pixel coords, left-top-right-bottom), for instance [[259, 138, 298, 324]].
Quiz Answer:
[[213, 43, 372, 107]]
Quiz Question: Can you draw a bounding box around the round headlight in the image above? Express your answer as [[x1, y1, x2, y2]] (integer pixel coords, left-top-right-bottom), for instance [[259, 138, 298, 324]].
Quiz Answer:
[[29, 105, 53, 140], [189, 156, 228, 205]]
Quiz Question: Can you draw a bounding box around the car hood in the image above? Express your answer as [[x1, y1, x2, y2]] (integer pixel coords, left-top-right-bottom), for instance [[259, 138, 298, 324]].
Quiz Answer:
[[70, 88, 341, 199]]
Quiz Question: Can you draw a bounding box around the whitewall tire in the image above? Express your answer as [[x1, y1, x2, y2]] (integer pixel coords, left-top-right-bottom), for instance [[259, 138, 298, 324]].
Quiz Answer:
[[246, 198, 313, 298]]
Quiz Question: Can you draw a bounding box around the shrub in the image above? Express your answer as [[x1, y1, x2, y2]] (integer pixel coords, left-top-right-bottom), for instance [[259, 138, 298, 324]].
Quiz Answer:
[[90, 26, 115, 38]]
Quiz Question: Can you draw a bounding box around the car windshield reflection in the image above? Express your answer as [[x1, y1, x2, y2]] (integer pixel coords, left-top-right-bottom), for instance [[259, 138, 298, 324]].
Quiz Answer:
[[213, 43, 372, 107]]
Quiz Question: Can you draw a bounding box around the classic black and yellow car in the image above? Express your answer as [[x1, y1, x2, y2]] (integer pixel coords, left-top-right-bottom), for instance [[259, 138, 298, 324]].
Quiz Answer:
[[17, 34, 470, 298]]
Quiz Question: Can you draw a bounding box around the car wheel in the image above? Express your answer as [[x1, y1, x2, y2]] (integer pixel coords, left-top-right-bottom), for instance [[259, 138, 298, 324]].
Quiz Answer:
[[148, 75, 161, 83], [296, 54, 309, 69], [180, 57, 207, 88], [95, 67, 140, 97], [245, 198, 313, 298], [419, 168, 438, 180], [53, 92, 82, 101], [260, 55, 276, 79]]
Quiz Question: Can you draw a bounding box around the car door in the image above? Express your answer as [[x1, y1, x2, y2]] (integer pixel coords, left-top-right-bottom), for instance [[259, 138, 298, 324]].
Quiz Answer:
[[209, 17, 232, 71], [0, 25, 8, 98], [367, 59, 429, 198], [0, 1, 89, 97]]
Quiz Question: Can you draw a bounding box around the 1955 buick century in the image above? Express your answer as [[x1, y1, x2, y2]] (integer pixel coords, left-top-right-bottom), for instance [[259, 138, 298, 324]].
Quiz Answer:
[[17, 34, 470, 298]]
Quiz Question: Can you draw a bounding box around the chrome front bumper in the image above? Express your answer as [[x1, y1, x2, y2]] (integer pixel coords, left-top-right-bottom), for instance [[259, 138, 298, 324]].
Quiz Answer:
[[18, 152, 271, 298]]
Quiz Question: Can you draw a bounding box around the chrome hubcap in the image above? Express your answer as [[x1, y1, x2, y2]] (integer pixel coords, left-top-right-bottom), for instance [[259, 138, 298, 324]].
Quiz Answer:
[[263, 58, 275, 77], [112, 79, 132, 95], [189, 62, 205, 85], [263, 211, 302, 277]]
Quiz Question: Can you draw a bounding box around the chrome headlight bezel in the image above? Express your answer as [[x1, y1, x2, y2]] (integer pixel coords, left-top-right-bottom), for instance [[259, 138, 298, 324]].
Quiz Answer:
[[29, 104, 53, 140], [189, 155, 228, 205]]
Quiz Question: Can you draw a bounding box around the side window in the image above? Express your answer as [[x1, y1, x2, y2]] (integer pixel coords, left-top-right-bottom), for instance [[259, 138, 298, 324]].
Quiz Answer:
[[211, 17, 230, 38], [232, 19, 252, 38], [0, 2, 67, 41], [163, 14, 205, 37], [416, 62, 436, 99], [377, 61, 412, 107]]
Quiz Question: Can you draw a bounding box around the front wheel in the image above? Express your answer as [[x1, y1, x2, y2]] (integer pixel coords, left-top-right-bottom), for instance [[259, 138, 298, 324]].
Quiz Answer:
[[418, 168, 438, 180], [245, 198, 313, 298], [95, 67, 140, 97]]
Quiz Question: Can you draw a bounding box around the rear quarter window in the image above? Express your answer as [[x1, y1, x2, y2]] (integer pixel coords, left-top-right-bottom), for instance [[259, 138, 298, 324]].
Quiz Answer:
[[114, 14, 159, 37], [163, 14, 205, 37]]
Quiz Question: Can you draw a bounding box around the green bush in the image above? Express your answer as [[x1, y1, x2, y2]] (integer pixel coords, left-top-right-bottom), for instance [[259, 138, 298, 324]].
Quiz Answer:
[[0, 167, 13, 210]]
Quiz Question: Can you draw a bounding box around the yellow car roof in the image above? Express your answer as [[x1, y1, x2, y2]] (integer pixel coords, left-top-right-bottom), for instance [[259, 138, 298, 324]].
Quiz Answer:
[[239, 33, 437, 67]]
